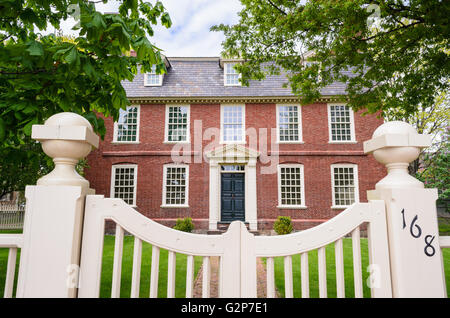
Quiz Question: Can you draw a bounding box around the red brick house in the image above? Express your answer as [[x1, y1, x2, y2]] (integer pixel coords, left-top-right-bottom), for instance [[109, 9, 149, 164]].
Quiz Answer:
[[85, 57, 385, 232]]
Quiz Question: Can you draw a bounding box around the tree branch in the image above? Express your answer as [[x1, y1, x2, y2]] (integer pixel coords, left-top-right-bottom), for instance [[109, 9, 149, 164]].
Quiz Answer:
[[0, 69, 49, 75], [266, 0, 287, 15], [355, 21, 423, 42]]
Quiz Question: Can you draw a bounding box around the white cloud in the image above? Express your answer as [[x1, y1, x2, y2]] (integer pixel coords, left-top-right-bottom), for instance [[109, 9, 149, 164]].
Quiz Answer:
[[152, 0, 242, 56], [52, 0, 242, 57]]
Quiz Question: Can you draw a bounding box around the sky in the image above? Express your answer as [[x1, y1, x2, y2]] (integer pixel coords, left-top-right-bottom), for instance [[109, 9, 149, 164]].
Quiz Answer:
[[56, 0, 243, 57]]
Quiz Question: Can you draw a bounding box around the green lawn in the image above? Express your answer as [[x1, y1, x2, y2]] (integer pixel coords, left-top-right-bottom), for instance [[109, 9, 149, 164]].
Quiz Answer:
[[438, 217, 450, 236], [269, 238, 450, 298]]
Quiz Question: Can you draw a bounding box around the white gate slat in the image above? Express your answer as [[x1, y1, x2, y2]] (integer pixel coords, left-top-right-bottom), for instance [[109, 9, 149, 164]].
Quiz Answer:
[[366, 201, 393, 298], [130, 237, 142, 298], [202, 256, 211, 298], [4, 247, 17, 298], [149, 245, 160, 298], [284, 255, 293, 298], [111, 224, 124, 298], [167, 251, 176, 298], [318, 247, 327, 298], [185, 255, 195, 298], [300, 252, 309, 298], [352, 227, 363, 298], [266, 257, 275, 298], [335, 238, 345, 298]]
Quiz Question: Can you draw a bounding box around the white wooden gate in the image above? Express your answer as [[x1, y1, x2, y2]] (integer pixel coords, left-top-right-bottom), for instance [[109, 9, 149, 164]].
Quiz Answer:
[[78, 196, 392, 298]]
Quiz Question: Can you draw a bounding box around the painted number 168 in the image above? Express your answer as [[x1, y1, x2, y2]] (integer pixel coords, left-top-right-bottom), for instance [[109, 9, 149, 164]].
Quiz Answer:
[[400, 209, 436, 257]]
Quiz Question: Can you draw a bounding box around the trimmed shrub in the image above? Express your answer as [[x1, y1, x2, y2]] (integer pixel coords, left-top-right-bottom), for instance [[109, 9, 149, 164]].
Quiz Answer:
[[273, 216, 293, 235], [173, 217, 194, 233]]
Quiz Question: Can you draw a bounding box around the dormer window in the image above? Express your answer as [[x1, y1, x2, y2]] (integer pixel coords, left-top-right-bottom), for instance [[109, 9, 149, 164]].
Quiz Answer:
[[144, 65, 163, 86], [224, 62, 241, 86]]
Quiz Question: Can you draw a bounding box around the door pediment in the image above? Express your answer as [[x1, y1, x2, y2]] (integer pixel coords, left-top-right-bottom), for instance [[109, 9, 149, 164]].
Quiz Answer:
[[206, 144, 260, 161]]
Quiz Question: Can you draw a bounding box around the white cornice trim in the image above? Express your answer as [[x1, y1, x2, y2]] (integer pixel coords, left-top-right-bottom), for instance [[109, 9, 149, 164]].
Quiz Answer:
[[128, 95, 348, 105]]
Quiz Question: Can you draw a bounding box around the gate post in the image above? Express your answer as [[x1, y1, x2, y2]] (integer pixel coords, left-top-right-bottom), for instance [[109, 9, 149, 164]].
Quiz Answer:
[[16, 113, 98, 298], [364, 121, 446, 297]]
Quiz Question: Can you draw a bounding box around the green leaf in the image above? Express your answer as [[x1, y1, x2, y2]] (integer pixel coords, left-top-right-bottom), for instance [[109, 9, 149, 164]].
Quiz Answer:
[[64, 46, 78, 64], [23, 118, 38, 136], [27, 41, 44, 56], [0, 118, 5, 142]]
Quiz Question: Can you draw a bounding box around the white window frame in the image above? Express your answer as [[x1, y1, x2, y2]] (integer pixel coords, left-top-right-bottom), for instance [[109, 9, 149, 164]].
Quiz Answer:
[[277, 164, 307, 209], [113, 105, 140, 144], [220, 104, 246, 144], [164, 104, 190, 144], [161, 164, 189, 208], [276, 104, 304, 143], [224, 62, 242, 86], [330, 163, 359, 209], [144, 65, 163, 86], [110, 164, 138, 207], [327, 103, 356, 143]]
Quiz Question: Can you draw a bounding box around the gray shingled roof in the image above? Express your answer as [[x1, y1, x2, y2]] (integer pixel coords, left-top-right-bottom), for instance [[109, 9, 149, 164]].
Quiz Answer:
[[123, 57, 350, 98]]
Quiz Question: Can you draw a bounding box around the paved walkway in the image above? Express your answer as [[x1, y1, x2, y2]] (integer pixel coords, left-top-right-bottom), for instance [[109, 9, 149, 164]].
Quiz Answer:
[[192, 257, 279, 298]]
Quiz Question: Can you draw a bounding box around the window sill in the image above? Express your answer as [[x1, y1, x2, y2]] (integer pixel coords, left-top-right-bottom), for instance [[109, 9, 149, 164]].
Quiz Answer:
[[163, 141, 191, 145], [160, 204, 189, 209], [331, 205, 351, 210], [224, 84, 242, 87], [277, 141, 304, 144], [277, 205, 307, 210], [111, 141, 140, 145], [220, 141, 246, 145], [328, 141, 357, 144]]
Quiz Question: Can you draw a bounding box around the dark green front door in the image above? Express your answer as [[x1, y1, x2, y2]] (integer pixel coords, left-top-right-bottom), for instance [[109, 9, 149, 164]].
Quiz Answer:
[[221, 173, 245, 222]]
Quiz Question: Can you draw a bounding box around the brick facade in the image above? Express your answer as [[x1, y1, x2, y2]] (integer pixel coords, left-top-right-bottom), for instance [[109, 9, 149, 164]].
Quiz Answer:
[[85, 102, 385, 231]]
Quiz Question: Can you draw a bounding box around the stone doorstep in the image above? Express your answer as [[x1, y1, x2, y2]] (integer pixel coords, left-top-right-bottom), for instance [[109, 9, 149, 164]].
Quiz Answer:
[[207, 222, 261, 236]]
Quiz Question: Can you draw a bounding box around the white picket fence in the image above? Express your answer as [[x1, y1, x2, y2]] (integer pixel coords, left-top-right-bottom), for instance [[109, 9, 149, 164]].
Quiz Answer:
[[0, 204, 25, 230], [0, 113, 448, 298]]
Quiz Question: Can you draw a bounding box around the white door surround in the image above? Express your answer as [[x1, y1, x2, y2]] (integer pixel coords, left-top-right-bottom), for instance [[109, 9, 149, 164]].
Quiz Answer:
[[206, 144, 260, 231]]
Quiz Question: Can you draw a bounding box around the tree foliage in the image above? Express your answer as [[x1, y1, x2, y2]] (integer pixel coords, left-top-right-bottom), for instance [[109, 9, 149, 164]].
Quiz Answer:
[[0, 138, 52, 198], [212, 0, 449, 115], [0, 0, 171, 194], [417, 130, 450, 212], [384, 90, 449, 175]]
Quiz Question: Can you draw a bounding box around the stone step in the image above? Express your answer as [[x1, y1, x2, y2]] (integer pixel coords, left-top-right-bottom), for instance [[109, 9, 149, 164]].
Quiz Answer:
[[207, 222, 260, 236]]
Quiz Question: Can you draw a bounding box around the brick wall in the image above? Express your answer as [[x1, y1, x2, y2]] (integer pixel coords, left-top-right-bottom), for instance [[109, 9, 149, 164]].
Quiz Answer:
[[85, 102, 385, 231]]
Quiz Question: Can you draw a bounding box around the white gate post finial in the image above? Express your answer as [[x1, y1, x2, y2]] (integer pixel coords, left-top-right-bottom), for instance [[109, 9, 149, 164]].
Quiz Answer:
[[364, 121, 446, 298], [16, 112, 99, 298], [32, 112, 99, 188], [364, 121, 430, 189]]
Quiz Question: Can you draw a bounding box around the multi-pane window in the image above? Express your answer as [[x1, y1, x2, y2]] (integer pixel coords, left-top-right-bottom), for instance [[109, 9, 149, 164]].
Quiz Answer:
[[163, 165, 189, 207], [328, 104, 355, 142], [221, 105, 245, 143], [165, 105, 189, 142], [224, 63, 240, 86], [114, 106, 140, 142], [278, 165, 305, 207], [331, 164, 359, 207], [277, 105, 302, 142], [111, 165, 137, 206], [144, 65, 163, 86]]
